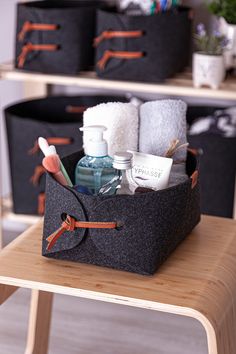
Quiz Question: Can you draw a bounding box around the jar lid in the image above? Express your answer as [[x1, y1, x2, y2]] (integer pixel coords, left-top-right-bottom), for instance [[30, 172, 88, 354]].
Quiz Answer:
[[113, 152, 133, 170]]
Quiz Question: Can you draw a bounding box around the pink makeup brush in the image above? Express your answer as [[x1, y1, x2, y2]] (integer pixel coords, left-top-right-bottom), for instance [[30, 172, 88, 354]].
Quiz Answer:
[[38, 138, 73, 187], [42, 154, 68, 186]]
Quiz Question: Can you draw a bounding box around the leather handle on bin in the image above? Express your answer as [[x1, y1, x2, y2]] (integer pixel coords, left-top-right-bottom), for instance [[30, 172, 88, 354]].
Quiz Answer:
[[18, 21, 58, 41], [190, 170, 198, 189], [28, 137, 73, 155], [65, 105, 87, 114], [38, 192, 46, 215], [97, 50, 144, 70], [17, 43, 59, 68], [94, 30, 143, 46], [46, 215, 118, 251], [30, 165, 46, 186]]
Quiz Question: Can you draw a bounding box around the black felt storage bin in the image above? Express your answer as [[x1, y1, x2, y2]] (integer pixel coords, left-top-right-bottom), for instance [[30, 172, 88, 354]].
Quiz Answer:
[[42, 150, 200, 275], [187, 106, 236, 218], [5, 95, 127, 215], [15, 0, 106, 74], [95, 6, 192, 82]]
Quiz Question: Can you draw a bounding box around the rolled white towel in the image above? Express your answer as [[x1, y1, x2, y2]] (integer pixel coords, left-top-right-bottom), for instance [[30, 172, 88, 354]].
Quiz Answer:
[[139, 99, 188, 162], [83, 102, 139, 157]]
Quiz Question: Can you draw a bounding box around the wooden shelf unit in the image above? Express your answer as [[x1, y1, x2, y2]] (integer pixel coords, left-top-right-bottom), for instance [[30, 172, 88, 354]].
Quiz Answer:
[[1, 61, 236, 232], [2, 62, 236, 100]]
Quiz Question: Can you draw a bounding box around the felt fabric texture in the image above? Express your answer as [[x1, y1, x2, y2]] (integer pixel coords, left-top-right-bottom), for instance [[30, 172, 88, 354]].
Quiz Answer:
[[42, 150, 200, 275], [187, 106, 236, 218], [83, 102, 139, 157], [15, 1, 106, 74], [95, 6, 192, 82], [5, 95, 128, 215]]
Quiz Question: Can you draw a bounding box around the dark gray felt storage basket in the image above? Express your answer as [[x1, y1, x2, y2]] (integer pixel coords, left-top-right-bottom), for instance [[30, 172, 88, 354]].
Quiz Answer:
[[15, 0, 106, 74], [43, 150, 200, 275], [95, 6, 192, 82], [5, 95, 127, 215], [187, 106, 236, 218]]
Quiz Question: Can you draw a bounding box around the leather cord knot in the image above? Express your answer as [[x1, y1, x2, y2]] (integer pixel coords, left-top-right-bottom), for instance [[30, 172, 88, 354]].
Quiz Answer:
[[63, 215, 76, 232], [46, 214, 118, 251], [18, 21, 58, 41], [97, 50, 144, 70], [94, 30, 143, 47]]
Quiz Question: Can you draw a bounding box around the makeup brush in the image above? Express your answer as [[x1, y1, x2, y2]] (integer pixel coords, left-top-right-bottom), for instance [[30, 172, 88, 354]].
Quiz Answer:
[[38, 137, 73, 187], [58, 158, 73, 187], [38, 137, 50, 156], [42, 154, 68, 186]]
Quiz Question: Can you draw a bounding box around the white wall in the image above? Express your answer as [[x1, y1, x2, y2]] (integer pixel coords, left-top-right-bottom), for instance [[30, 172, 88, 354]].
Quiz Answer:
[[0, 0, 23, 197]]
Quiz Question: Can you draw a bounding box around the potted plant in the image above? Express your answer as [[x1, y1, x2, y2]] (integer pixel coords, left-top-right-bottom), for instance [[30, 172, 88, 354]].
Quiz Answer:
[[193, 24, 227, 89], [208, 0, 236, 69]]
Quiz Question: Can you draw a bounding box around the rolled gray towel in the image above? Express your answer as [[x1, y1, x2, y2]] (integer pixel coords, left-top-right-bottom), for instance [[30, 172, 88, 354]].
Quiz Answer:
[[139, 99, 187, 162], [168, 164, 189, 187], [139, 99, 188, 187]]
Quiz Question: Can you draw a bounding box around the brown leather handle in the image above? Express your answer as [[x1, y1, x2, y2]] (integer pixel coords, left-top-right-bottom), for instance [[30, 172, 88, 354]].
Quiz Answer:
[[190, 170, 198, 189], [94, 30, 143, 47], [65, 105, 87, 114], [28, 137, 73, 155], [38, 192, 46, 215], [30, 165, 46, 186], [97, 50, 144, 70], [17, 43, 58, 68], [18, 21, 58, 41], [46, 215, 118, 251]]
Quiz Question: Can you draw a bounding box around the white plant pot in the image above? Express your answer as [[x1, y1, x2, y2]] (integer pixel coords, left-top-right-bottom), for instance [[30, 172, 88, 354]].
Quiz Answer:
[[193, 53, 225, 90], [219, 17, 236, 69]]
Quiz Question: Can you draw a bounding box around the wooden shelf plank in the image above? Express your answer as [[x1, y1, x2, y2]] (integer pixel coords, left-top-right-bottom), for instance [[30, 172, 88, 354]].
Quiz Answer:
[[1, 62, 236, 100]]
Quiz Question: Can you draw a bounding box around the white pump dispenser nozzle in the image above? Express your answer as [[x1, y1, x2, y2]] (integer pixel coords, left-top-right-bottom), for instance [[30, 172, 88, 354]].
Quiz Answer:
[[80, 125, 108, 157]]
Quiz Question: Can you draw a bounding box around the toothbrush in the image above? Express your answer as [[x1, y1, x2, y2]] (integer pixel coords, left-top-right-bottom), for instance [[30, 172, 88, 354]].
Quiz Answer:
[[38, 137, 73, 187], [42, 154, 68, 186]]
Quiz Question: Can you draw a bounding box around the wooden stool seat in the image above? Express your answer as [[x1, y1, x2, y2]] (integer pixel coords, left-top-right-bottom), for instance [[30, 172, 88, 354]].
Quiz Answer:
[[0, 215, 236, 354]]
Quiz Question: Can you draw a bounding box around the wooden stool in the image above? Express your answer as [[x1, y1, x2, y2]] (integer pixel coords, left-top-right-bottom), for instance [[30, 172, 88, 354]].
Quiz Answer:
[[0, 215, 235, 354]]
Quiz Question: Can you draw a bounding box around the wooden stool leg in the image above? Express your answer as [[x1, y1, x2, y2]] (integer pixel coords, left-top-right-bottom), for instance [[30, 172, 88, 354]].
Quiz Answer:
[[214, 308, 236, 354], [25, 289, 53, 354], [0, 284, 18, 304]]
